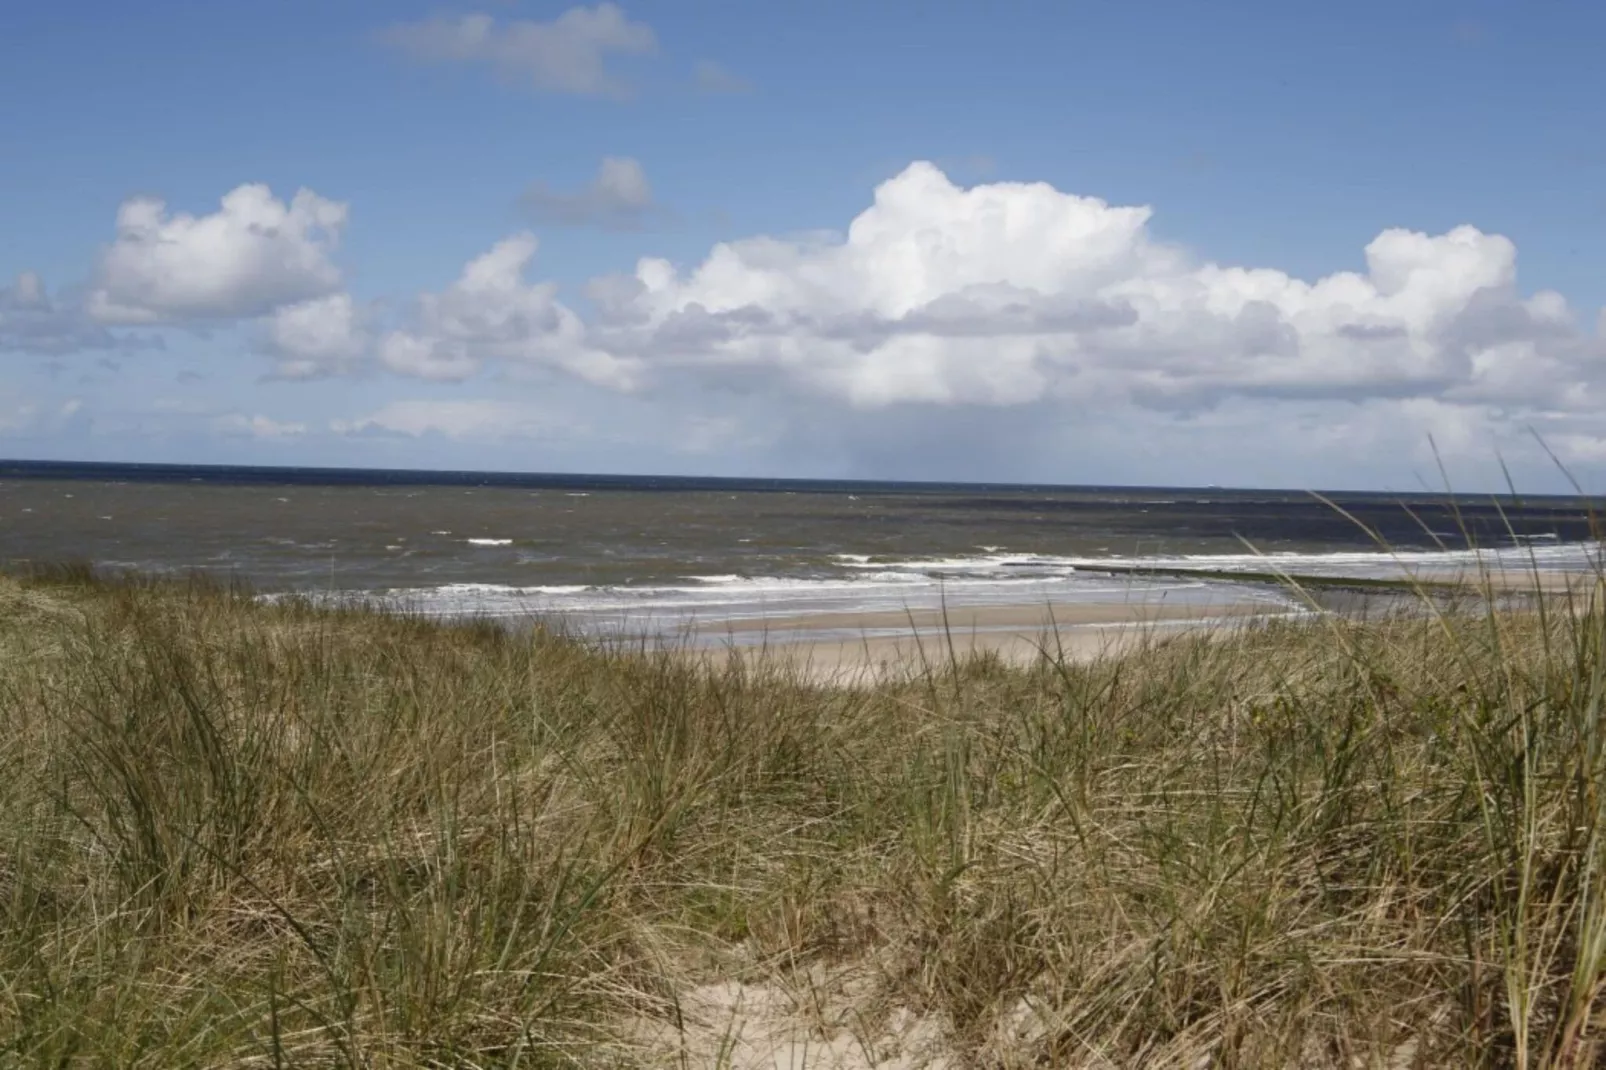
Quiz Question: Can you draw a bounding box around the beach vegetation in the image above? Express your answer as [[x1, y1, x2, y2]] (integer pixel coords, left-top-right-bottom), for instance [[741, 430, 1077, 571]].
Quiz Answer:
[[2, 560, 1605, 1066]]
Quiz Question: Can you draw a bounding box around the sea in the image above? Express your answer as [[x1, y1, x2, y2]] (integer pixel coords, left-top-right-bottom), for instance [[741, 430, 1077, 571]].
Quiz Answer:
[[1, 460, 1601, 641]]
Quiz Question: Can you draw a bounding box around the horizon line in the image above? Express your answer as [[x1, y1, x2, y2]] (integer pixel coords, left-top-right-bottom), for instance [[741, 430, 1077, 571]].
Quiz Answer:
[[0, 457, 1597, 502]]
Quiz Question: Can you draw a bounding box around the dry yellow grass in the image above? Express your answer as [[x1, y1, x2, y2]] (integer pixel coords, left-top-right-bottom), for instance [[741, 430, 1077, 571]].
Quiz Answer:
[[3, 565, 1606, 1067]]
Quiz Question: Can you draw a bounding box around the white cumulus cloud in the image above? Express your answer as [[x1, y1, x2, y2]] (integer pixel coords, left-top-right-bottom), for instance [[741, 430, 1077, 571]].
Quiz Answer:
[[88, 184, 346, 325], [378, 233, 635, 388], [263, 294, 370, 379], [29, 160, 1606, 486], [569, 162, 1603, 416], [380, 4, 656, 97]]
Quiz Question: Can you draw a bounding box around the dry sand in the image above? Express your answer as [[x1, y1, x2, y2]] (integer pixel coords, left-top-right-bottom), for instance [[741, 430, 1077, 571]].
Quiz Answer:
[[622, 974, 958, 1069], [687, 596, 1300, 685], [1476, 567, 1598, 593]]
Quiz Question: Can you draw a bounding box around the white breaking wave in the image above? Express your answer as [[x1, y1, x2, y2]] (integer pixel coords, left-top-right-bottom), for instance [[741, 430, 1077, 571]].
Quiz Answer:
[[834, 541, 1602, 582], [1075, 540, 1600, 580], [325, 568, 1295, 635], [285, 539, 1599, 638]]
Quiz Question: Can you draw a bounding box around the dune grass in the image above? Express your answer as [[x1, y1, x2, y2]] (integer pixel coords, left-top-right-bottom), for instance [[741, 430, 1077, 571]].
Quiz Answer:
[[2, 564, 1606, 1066]]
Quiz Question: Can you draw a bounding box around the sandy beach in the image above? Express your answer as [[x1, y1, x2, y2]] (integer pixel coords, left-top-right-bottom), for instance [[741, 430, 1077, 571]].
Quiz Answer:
[[682, 566, 1600, 685], [687, 594, 1303, 684]]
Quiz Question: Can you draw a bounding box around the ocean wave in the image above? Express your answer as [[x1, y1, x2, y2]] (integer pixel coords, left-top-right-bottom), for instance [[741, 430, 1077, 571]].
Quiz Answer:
[[1069, 540, 1602, 578], [278, 537, 1599, 635], [318, 567, 1291, 633], [834, 540, 1601, 583]]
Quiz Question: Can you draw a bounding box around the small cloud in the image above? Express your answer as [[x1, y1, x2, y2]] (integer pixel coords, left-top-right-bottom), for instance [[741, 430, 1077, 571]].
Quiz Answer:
[[1452, 19, 1486, 45], [211, 413, 309, 439], [379, 4, 657, 98], [521, 155, 661, 230], [8, 271, 46, 309], [0, 394, 87, 435], [0, 401, 40, 434], [692, 60, 750, 94]]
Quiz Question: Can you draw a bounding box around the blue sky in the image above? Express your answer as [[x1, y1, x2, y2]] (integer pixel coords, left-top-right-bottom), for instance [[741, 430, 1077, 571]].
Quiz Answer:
[[3, 0, 1605, 490]]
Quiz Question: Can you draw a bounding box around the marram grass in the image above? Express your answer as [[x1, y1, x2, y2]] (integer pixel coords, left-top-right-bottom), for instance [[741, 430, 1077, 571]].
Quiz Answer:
[[3, 566, 1606, 1067]]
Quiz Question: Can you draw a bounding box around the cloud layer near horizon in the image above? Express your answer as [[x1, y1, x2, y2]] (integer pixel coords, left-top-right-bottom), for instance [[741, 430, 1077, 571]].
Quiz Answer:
[[9, 160, 1606, 483]]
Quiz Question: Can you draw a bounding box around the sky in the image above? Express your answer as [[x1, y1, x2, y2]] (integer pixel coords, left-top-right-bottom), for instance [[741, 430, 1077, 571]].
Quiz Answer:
[[3, 0, 1605, 492]]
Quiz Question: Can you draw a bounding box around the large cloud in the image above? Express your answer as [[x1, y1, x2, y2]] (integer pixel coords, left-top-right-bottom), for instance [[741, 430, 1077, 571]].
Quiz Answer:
[[380, 4, 656, 97], [88, 184, 346, 324], [578, 162, 1605, 413]]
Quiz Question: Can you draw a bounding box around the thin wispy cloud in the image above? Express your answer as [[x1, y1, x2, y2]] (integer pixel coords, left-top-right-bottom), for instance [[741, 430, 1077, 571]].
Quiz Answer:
[[520, 156, 661, 230], [379, 4, 657, 98], [1, 272, 156, 355], [692, 60, 750, 94]]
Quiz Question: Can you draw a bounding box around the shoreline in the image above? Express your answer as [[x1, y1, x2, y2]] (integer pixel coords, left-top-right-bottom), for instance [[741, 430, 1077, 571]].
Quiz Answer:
[[667, 566, 1597, 684], [221, 560, 1606, 687], [694, 613, 1298, 685]]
